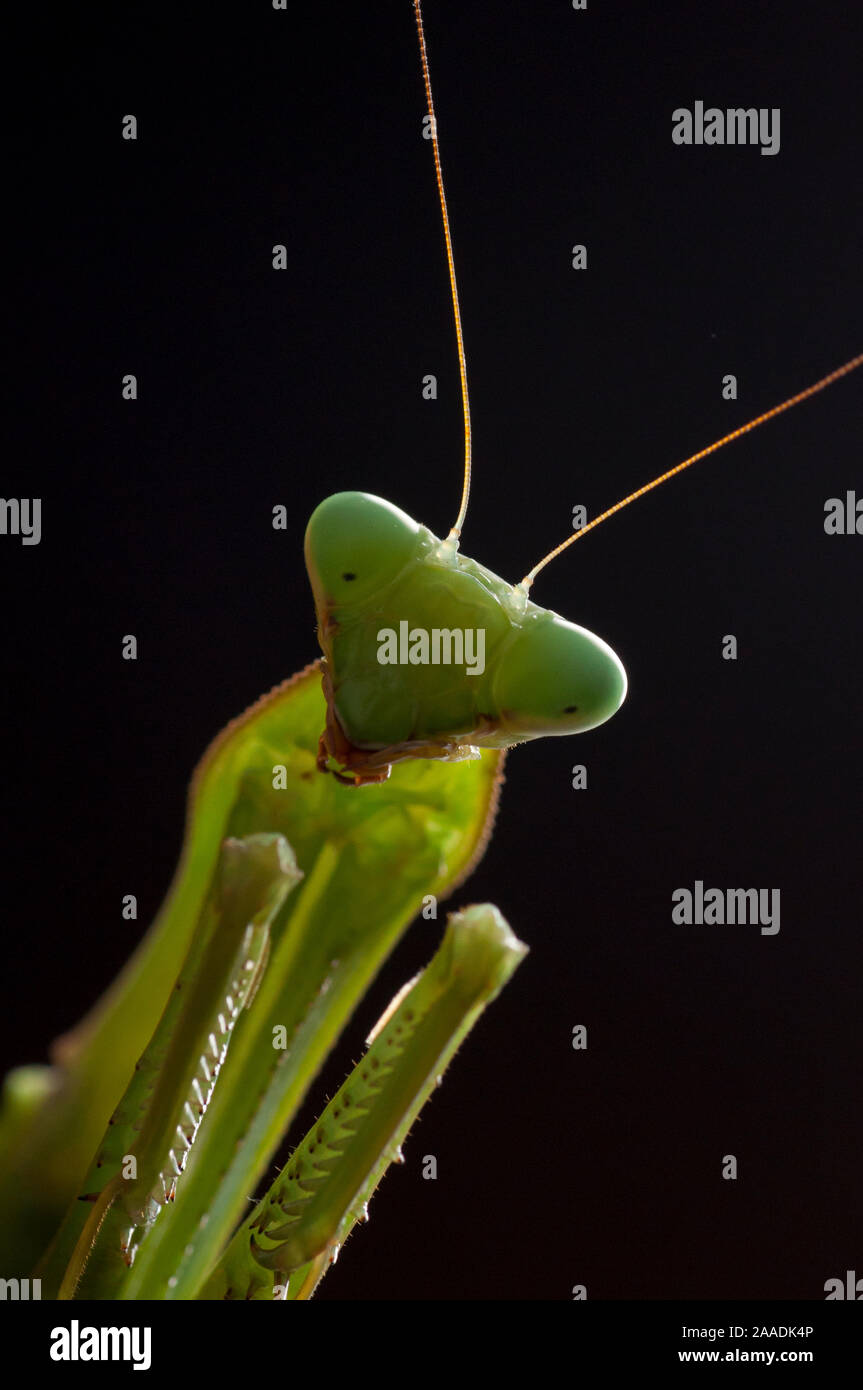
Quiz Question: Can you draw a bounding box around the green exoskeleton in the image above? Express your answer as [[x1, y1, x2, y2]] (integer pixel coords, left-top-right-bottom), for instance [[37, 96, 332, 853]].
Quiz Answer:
[[307, 1, 862, 787], [306, 491, 628, 784]]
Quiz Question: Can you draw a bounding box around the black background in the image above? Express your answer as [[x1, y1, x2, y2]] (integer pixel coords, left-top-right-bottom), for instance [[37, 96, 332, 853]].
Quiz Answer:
[[4, 1, 861, 1299]]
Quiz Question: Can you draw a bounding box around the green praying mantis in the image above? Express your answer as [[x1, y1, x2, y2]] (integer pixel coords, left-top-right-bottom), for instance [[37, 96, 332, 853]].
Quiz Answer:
[[0, 1, 859, 1300]]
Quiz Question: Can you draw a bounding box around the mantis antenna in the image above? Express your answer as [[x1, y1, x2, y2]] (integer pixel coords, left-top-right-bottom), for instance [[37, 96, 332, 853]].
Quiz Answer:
[[414, 0, 472, 552], [518, 352, 863, 594], [416, 2, 860, 593]]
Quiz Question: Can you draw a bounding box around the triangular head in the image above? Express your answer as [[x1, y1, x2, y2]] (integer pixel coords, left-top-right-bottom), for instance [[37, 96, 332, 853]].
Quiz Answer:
[[305, 492, 628, 785]]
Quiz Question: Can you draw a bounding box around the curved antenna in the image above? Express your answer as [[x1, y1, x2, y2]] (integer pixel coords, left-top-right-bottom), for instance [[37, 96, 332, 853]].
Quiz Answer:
[[518, 352, 863, 596], [414, 0, 471, 550]]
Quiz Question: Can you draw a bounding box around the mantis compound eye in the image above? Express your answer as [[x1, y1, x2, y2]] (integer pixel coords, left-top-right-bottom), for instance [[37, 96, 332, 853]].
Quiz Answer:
[[492, 612, 628, 737], [304, 492, 422, 610]]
